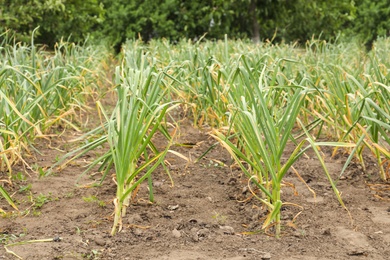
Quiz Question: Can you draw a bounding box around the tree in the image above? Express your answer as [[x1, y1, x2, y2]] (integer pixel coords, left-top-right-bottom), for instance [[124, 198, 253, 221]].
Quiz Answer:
[[257, 0, 355, 44], [250, 0, 260, 43], [0, 0, 104, 46], [0, 0, 373, 49], [352, 0, 390, 50]]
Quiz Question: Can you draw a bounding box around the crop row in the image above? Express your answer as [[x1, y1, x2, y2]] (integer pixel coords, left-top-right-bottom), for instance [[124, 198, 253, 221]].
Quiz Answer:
[[1, 35, 389, 237]]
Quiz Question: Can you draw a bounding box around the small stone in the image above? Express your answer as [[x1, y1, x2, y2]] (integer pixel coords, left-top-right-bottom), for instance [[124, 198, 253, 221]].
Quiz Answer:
[[172, 229, 181, 238], [192, 233, 199, 242], [133, 229, 143, 236], [293, 230, 304, 237], [197, 228, 210, 238], [322, 228, 331, 236], [260, 252, 271, 260], [153, 181, 164, 187], [168, 204, 179, 210], [347, 250, 366, 256], [94, 238, 106, 246], [219, 225, 234, 235]]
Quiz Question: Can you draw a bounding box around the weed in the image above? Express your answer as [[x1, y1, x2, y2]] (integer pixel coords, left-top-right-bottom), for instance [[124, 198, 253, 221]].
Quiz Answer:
[[32, 210, 42, 217], [18, 184, 32, 193], [11, 172, 27, 182], [0, 234, 18, 245], [28, 193, 56, 210], [84, 249, 101, 259], [64, 192, 75, 198], [202, 160, 225, 168], [0, 232, 26, 245], [83, 195, 106, 208]]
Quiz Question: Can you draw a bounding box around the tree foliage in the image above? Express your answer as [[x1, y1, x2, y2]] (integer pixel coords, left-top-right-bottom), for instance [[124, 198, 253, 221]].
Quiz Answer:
[[0, 0, 104, 46], [353, 0, 390, 49], [0, 0, 388, 49]]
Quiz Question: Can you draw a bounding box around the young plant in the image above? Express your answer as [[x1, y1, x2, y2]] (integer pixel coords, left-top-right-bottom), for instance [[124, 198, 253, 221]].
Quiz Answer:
[[108, 54, 177, 234]]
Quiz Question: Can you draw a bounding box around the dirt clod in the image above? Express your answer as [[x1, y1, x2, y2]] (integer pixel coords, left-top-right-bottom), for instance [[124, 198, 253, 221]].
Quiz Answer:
[[172, 229, 181, 238], [219, 225, 235, 235]]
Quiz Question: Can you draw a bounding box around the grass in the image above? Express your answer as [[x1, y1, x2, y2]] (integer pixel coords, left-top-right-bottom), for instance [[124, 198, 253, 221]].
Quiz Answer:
[[83, 195, 106, 207]]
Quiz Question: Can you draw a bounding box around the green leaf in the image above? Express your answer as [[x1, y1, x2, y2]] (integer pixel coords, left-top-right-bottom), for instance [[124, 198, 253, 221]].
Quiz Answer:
[[0, 186, 18, 211]]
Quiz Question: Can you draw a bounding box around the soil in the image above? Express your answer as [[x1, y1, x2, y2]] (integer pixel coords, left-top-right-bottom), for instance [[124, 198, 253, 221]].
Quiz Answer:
[[1, 108, 390, 260]]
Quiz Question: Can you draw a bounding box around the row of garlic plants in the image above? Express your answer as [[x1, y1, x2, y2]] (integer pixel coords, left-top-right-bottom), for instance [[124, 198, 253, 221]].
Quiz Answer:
[[91, 37, 388, 237], [0, 31, 109, 209], [2, 34, 389, 237], [145, 37, 390, 182], [82, 38, 389, 237]]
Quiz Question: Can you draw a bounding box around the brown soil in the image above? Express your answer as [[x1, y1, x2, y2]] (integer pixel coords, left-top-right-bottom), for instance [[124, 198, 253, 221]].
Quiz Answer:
[[1, 112, 390, 260]]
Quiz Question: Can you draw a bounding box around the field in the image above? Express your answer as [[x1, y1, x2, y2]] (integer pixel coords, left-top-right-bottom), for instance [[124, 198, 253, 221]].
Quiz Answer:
[[1, 36, 390, 259]]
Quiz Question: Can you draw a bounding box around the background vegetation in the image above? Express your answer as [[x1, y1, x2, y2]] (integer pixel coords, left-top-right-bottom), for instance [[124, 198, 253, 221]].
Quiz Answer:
[[1, 0, 389, 50]]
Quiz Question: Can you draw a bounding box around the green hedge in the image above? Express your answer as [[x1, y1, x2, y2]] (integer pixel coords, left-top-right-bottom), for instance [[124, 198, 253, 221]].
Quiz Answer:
[[1, 0, 388, 50]]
